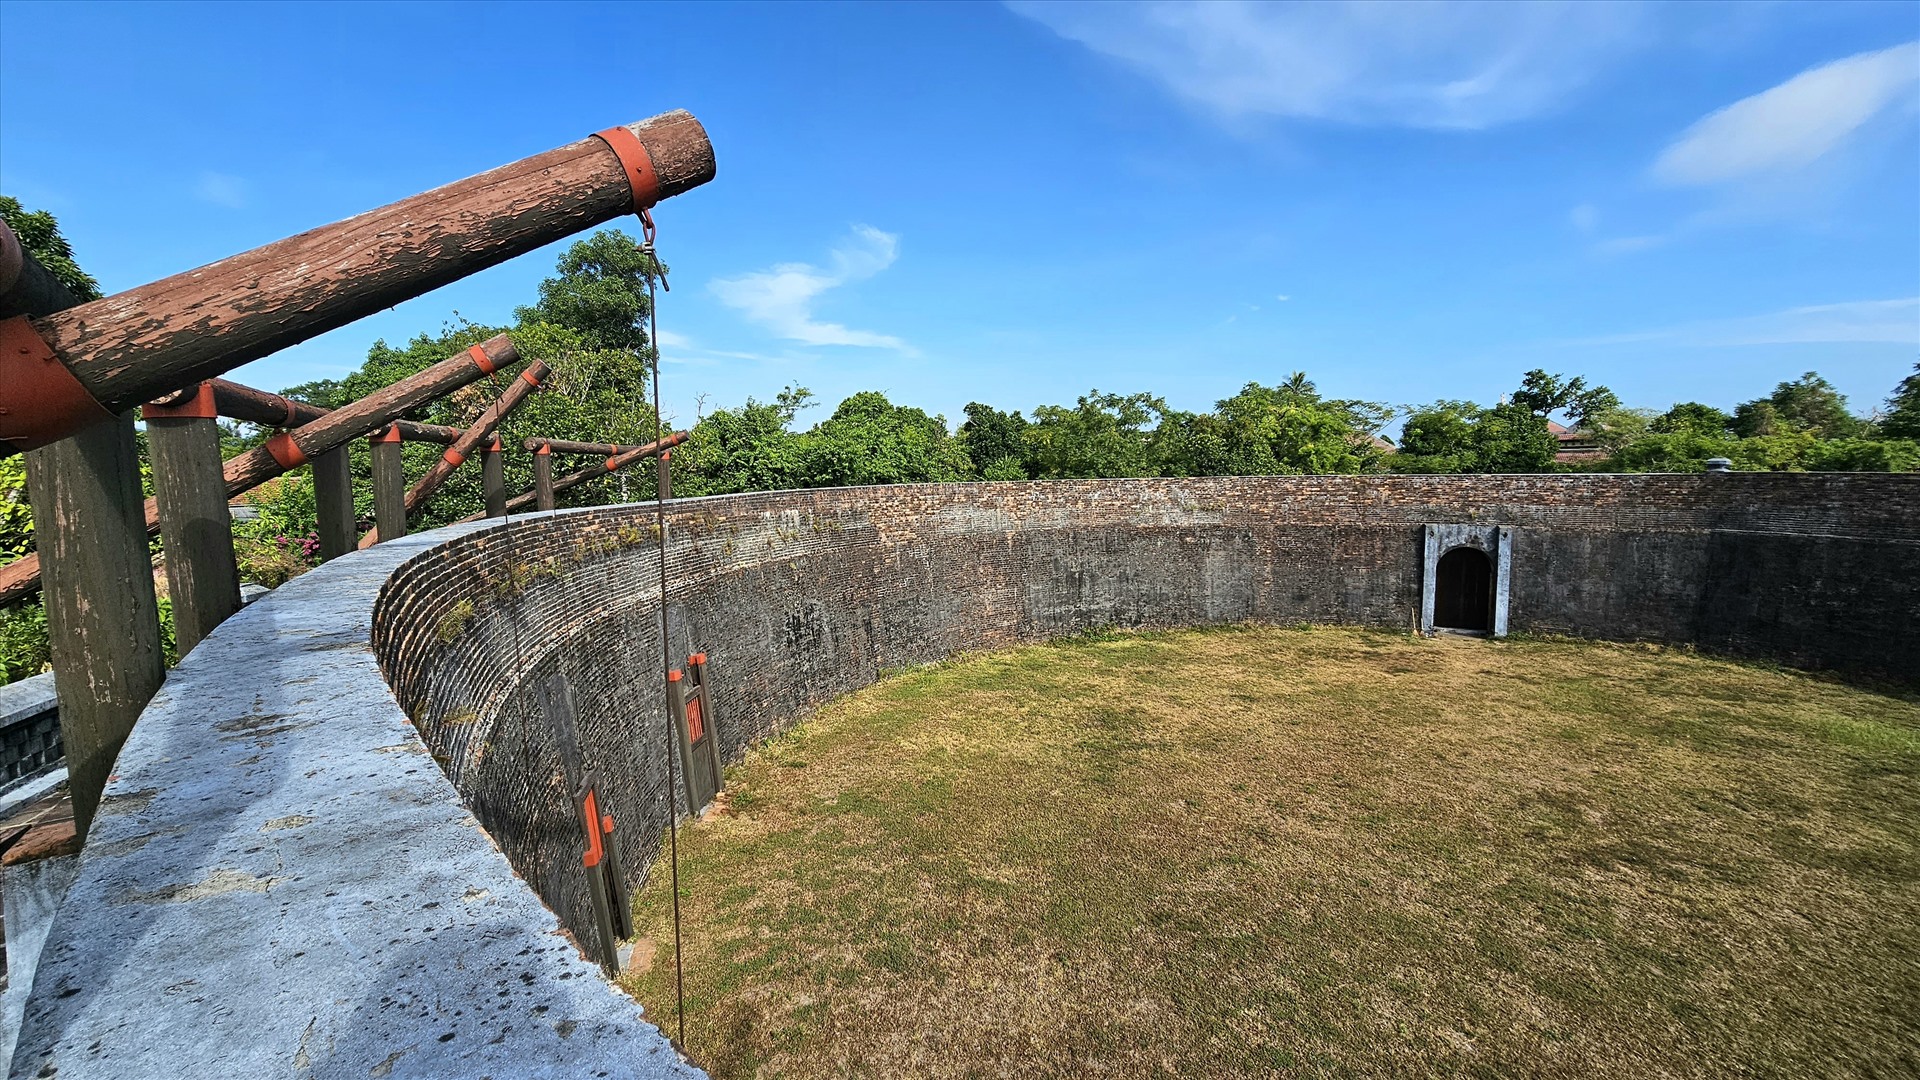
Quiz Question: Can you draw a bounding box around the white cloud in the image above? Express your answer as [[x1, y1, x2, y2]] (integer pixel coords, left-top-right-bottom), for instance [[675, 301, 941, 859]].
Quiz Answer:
[[652, 328, 693, 349], [708, 226, 913, 353], [1007, 0, 1645, 129], [194, 171, 247, 208], [1565, 297, 1920, 348], [1274, 293, 1290, 302], [1569, 203, 1600, 233], [1595, 233, 1667, 255], [1652, 41, 1920, 186]]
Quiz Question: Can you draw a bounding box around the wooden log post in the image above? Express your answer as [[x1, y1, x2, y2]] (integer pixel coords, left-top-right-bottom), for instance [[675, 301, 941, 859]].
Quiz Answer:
[[368, 428, 407, 545], [1, 110, 715, 453], [482, 437, 506, 519], [312, 447, 356, 562], [25, 417, 167, 841], [0, 335, 519, 603], [142, 384, 241, 654], [357, 359, 548, 547], [5, 225, 164, 842], [534, 445, 556, 512]]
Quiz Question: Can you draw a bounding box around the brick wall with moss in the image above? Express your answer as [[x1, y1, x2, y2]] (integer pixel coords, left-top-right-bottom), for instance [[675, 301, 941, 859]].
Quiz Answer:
[[371, 474, 1919, 945]]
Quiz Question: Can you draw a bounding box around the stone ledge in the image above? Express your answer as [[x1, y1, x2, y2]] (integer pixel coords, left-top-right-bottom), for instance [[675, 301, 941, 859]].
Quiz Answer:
[[8, 517, 700, 1080]]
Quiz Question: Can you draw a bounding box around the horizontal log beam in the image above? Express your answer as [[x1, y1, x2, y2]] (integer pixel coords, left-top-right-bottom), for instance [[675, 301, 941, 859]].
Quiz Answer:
[[357, 360, 549, 548], [523, 437, 661, 457], [455, 430, 688, 523], [0, 335, 517, 605], [200, 380, 460, 443], [2, 109, 713, 449]]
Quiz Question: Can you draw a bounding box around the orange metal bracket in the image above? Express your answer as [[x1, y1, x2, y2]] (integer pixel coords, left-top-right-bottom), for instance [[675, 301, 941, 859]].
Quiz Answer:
[[580, 788, 605, 868], [265, 431, 307, 469], [590, 126, 661, 213], [141, 383, 217, 420], [0, 315, 114, 450], [442, 447, 466, 467], [467, 343, 498, 376]]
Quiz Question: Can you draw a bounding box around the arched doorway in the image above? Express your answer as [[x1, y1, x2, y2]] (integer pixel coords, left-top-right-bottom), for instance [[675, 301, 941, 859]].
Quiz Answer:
[[1433, 546, 1494, 633]]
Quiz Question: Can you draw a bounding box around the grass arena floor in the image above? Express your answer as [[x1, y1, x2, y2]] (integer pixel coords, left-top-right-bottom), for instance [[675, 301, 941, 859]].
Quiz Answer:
[[620, 626, 1920, 1079]]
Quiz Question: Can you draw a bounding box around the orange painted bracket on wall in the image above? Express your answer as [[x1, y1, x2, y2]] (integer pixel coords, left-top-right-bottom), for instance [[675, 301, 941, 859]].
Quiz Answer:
[[580, 788, 605, 868]]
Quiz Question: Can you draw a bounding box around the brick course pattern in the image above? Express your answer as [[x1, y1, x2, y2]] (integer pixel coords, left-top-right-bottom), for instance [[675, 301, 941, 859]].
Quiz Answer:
[[371, 474, 1919, 948]]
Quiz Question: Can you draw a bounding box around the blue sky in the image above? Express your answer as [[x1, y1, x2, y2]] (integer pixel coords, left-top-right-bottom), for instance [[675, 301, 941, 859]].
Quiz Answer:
[[2, 1, 1915, 434]]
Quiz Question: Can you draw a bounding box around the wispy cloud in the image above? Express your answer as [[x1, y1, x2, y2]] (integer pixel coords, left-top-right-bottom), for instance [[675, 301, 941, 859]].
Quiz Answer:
[[194, 171, 248, 208], [1652, 42, 1919, 187], [1563, 297, 1920, 348], [1007, 0, 1645, 130], [708, 226, 913, 353]]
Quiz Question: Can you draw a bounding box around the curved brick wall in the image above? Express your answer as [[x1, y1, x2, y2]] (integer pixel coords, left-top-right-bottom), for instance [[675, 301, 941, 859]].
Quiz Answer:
[[372, 474, 1918, 951], [17, 474, 1913, 1078]]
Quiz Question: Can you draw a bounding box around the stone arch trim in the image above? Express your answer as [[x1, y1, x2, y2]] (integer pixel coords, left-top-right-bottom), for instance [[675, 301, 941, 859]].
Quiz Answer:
[[1421, 523, 1512, 637]]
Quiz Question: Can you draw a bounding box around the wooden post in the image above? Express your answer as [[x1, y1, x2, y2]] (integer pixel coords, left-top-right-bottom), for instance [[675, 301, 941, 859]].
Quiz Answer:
[[24, 416, 166, 840], [369, 429, 407, 545], [143, 385, 241, 654], [2, 110, 714, 446], [482, 437, 506, 518], [313, 447, 356, 561], [6, 223, 163, 842], [534, 446, 555, 512]]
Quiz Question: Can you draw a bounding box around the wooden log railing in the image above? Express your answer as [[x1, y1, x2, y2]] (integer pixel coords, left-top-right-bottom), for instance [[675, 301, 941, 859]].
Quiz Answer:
[[456, 430, 689, 522], [0, 109, 713, 453], [357, 359, 550, 547], [196, 379, 461, 443], [0, 336, 520, 605]]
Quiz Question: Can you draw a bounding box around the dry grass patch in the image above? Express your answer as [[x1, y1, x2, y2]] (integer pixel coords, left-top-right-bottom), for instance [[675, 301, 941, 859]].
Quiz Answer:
[[621, 627, 1920, 1079]]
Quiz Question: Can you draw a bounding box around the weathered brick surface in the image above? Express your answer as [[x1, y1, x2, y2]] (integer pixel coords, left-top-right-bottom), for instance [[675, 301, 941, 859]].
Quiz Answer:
[[371, 474, 1919, 945]]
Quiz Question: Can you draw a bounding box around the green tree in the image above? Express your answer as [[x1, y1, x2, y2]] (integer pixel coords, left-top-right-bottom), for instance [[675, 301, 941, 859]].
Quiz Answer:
[[1026, 391, 1166, 479], [1651, 402, 1733, 436], [796, 392, 969, 488], [1511, 369, 1619, 427], [958, 403, 1031, 479], [0, 196, 102, 301], [1733, 372, 1860, 439], [1880, 363, 1920, 440], [1472, 402, 1559, 472], [674, 387, 813, 497], [513, 229, 663, 354], [1210, 379, 1388, 474]]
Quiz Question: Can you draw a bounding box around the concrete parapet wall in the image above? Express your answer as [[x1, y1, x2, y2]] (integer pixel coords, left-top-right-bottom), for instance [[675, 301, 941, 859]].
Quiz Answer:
[[12, 474, 1916, 1078]]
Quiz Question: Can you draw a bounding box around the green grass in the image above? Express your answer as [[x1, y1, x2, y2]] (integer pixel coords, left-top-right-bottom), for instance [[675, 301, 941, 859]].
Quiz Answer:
[[621, 627, 1920, 1079]]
